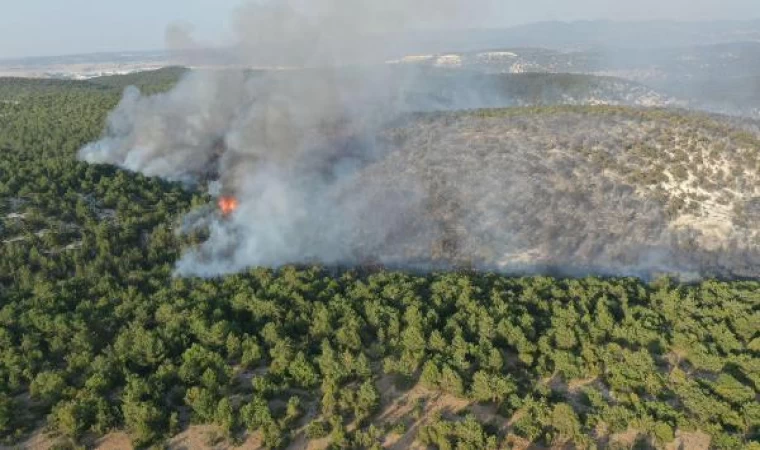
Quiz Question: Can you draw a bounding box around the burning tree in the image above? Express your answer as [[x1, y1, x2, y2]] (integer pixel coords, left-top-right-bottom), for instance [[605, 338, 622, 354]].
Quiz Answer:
[[218, 196, 239, 217]]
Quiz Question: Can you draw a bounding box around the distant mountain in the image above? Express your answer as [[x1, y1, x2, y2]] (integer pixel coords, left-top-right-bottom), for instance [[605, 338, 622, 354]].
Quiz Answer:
[[4, 19, 760, 68], [3, 19, 759, 118], [403, 19, 760, 54]]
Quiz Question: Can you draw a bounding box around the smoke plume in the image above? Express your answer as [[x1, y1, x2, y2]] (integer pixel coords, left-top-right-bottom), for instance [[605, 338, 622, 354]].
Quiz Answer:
[[79, 1, 760, 279]]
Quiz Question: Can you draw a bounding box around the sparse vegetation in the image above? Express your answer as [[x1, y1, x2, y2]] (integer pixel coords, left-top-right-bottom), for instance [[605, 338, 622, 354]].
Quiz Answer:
[[382, 105, 760, 277]]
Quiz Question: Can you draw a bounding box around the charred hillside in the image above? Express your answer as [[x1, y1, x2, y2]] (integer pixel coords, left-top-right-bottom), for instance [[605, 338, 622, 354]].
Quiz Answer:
[[354, 106, 760, 278]]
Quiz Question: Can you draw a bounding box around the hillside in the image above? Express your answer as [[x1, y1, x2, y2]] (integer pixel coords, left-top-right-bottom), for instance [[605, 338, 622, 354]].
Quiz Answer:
[[390, 43, 760, 118], [388, 43, 760, 83], [0, 72, 759, 449], [405, 73, 678, 110], [357, 107, 760, 278], [663, 75, 760, 119]]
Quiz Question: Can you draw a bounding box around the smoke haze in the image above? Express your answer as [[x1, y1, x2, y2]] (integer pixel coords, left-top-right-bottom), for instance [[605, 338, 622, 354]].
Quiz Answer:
[[79, 1, 760, 279], [80, 0, 454, 276]]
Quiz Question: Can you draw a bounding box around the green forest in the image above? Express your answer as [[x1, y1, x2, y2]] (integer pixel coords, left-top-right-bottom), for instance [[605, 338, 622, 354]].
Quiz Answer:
[[0, 70, 758, 449]]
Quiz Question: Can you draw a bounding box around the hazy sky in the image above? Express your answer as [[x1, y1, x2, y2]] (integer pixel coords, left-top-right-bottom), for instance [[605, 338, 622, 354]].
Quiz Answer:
[[1, 0, 759, 59]]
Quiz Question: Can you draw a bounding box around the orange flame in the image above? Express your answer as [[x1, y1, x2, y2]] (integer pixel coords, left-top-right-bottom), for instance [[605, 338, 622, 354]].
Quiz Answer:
[[218, 196, 239, 216]]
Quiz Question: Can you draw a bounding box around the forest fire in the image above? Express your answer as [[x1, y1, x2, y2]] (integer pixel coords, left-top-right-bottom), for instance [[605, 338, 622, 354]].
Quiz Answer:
[[218, 196, 239, 216]]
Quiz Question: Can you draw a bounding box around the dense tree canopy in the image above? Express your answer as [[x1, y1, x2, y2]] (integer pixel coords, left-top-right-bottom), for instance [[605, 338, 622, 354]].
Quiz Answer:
[[0, 71, 758, 449]]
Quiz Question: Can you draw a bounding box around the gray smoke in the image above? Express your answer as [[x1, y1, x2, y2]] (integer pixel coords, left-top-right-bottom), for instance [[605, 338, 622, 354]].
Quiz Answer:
[[80, 0, 477, 276], [78, 1, 760, 279]]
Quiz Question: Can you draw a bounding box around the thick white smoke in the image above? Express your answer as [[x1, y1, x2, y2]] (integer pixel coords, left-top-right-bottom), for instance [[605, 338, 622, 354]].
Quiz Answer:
[[79, 1, 760, 279], [80, 0, 470, 276]]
